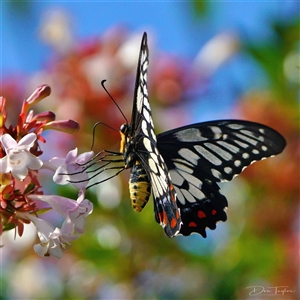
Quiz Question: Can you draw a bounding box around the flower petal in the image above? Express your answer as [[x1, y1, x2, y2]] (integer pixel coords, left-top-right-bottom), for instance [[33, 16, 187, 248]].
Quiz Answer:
[[76, 151, 94, 164], [18, 132, 37, 148], [47, 157, 66, 169], [8, 151, 43, 180], [28, 195, 77, 217], [0, 134, 17, 152], [27, 215, 64, 258], [0, 156, 9, 174], [65, 148, 78, 164], [51, 149, 92, 189]]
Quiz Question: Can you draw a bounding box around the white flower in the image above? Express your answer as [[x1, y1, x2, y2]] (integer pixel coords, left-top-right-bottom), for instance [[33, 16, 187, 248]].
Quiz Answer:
[[46, 148, 94, 189], [28, 193, 93, 258], [0, 133, 43, 180], [27, 215, 65, 258]]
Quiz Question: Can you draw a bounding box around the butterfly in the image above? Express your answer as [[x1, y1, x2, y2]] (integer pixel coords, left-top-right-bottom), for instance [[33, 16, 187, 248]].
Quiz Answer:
[[99, 32, 286, 238]]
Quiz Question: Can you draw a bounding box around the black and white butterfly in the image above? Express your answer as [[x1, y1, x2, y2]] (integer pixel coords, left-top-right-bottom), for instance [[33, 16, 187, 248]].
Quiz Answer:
[[98, 32, 286, 238]]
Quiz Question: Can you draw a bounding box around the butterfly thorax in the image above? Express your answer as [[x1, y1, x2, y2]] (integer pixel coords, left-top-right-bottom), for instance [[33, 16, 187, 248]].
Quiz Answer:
[[120, 123, 135, 168], [119, 123, 129, 155]]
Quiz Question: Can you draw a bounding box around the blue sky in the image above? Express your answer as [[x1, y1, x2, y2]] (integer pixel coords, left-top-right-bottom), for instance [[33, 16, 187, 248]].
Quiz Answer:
[[2, 1, 297, 75], [1, 1, 297, 120]]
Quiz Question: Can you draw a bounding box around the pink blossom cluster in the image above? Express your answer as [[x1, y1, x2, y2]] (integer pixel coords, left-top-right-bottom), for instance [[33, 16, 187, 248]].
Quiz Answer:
[[0, 85, 94, 258]]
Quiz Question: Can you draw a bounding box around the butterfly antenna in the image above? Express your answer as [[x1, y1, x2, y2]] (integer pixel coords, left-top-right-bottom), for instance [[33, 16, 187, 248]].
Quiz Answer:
[[90, 121, 119, 150], [101, 80, 128, 124]]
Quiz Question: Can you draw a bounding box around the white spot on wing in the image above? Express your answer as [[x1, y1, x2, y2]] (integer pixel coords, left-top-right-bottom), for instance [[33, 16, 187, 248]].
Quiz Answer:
[[211, 168, 222, 180], [143, 138, 152, 152], [175, 128, 207, 142], [261, 145, 268, 151], [227, 124, 244, 130], [178, 148, 200, 166], [143, 98, 150, 109], [194, 145, 222, 165], [224, 167, 232, 174], [151, 174, 163, 195], [188, 183, 205, 200], [142, 120, 148, 136], [148, 158, 158, 173], [151, 129, 157, 141], [136, 88, 144, 113], [235, 133, 258, 146], [172, 158, 194, 168], [204, 143, 233, 161], [174, 162, 193, 174], [181, 189, 196, 203], [143, 108, 150, 123], [169, 170, 184, 186], [234, 140, 249, 148], [217, 140, 240, 154], [234, 160, 241, 167], [241, 129, 264, 142], [209, 126, 222, 138], [242, 153, 250, 159], [177, 169, 203, 188], [150, 152, 159, 164], [173, 187, 185, 205]]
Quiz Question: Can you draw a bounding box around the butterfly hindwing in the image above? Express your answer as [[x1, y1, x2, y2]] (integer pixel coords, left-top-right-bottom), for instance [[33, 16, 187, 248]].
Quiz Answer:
[[135, 137, 181, 237]]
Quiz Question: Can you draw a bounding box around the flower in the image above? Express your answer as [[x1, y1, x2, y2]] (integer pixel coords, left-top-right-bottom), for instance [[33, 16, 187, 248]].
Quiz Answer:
[[0, 133, 43, 180], [27, 193, 93, 258], [26, 214, 65, 258], [0, 85, 93, 258], [45, 148, 94, 190]]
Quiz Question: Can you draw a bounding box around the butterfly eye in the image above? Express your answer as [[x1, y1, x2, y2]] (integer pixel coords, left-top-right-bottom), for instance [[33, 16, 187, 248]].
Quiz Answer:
[[120, 124, 129, 134]]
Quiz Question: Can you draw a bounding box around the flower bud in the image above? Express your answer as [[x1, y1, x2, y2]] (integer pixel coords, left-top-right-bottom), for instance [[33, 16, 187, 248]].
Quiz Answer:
[[32, 111, 56, 123], [0, 97, 7, 128], [23, 85, 51, 112], [43, 119, 80, 134]]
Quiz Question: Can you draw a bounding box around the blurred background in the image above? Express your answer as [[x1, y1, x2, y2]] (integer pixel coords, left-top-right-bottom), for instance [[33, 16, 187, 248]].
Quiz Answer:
[[1, 1, 299, 299]]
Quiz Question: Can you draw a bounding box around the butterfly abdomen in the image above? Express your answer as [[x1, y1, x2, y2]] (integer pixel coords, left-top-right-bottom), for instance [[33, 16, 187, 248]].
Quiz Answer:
[[129, 162, 151, 212]]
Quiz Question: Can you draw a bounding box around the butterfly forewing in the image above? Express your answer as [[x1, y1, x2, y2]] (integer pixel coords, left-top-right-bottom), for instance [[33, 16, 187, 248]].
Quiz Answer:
[[157, 120, 286, 236], [129, 32, 151, 137], [122, 32, 181, 237]]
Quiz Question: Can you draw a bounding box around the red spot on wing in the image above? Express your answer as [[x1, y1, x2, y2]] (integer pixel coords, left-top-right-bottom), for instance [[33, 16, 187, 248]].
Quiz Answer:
[[158, 211, 168, 225], [212, 209, 217, 215], [169, 183, 177, 203], [188, 221, 197, 228], [170, 218, 178, 229], [197, 210, 206, 219]]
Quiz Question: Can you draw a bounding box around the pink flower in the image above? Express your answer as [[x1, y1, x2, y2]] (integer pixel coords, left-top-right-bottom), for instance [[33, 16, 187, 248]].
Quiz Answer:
[[1, 85, 90, 258], [48, 148, 94, 189]]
